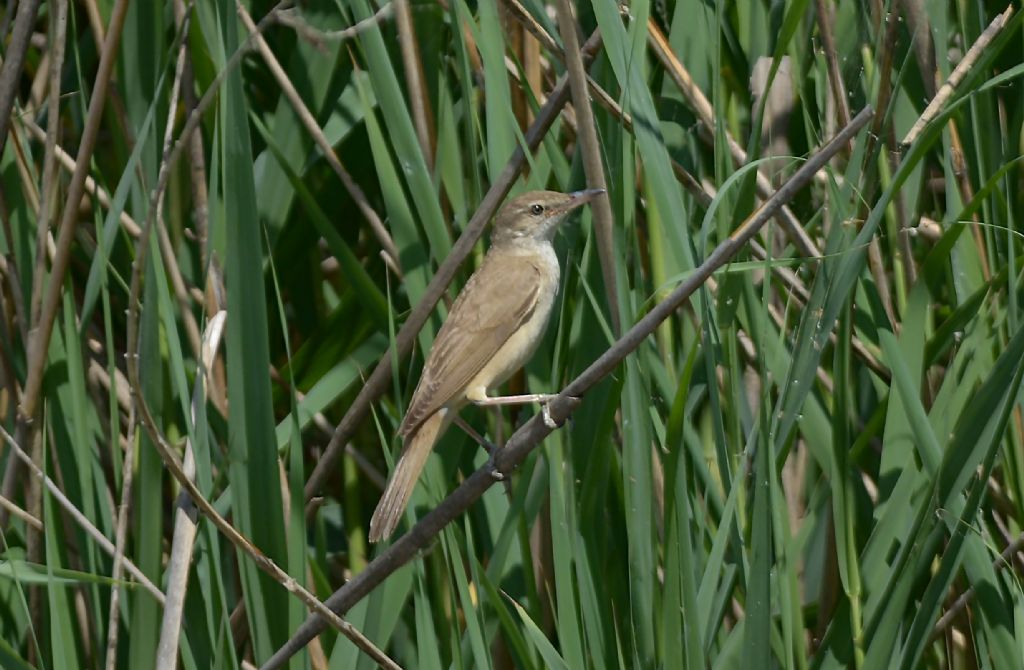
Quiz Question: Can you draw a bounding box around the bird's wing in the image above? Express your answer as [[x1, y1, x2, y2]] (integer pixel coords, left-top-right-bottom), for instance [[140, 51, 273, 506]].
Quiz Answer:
[[399, 252, 543, 437]]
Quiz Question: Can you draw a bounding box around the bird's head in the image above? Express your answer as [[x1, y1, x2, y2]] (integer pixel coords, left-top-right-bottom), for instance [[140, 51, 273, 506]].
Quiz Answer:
[[491, 189, 605, 245]]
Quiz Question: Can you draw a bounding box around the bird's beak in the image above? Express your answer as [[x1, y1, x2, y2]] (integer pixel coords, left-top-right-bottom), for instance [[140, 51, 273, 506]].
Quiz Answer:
[[568, 188, 606, 206], [556, 188, 605, 215]]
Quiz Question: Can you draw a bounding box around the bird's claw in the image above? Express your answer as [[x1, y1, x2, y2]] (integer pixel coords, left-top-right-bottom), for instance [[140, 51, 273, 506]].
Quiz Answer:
[[486, 455, 505, 480], [542, 403, 558, 429], [542, 396, 582, 429]]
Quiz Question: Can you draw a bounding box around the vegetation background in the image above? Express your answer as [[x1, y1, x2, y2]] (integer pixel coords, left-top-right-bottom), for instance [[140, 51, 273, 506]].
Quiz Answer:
[[0, 0, 1022, 668]]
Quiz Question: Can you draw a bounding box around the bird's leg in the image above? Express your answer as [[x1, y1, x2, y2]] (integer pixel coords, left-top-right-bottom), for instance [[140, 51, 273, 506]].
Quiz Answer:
[[451, 414, 505, 481], [469, 393, 565, 429], [489, 405, 510, 483], [493, 404, 504, 449], [470, 393, 558, 406], [452, 415, 497, 455]]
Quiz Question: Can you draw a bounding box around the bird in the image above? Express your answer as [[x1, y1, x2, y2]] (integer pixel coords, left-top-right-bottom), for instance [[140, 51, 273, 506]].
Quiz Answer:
[[368, 189, 604, 542]]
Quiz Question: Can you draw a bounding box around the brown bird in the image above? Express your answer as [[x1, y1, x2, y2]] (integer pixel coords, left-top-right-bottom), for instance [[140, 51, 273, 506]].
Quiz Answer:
[[369, 189, 604, 542]]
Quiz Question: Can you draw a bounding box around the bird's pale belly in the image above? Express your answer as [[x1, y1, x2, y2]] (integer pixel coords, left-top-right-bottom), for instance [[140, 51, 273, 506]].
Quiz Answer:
[[462, 281, 557, 402], [465, 301, 553, 399]]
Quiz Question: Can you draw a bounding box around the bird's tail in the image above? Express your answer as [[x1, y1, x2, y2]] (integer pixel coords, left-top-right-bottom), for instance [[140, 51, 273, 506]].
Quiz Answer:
[[369, 409, 449, 542]]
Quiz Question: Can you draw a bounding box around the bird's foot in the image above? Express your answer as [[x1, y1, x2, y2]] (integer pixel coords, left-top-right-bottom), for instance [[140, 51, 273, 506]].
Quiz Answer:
[[542, 404, 558, 429], [486, 455, 505, 480], [541, 396, 581, 429]]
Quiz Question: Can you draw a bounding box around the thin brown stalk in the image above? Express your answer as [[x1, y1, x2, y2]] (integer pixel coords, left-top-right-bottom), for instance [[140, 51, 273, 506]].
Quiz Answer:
[[849, 11, 898, 332], [20, 117, 142, 237], [933, 531, 1024, 639], [502, 2, 541, 130], [947, 122, 990, 280], [901, 5, 1015, 146], [302, 30, 605, 504], [276, 3, 394, 47], [872, 7, 917, 290], [122, 0, 288, 300], [867, 238, 897, 329], [29, 51, 51, 111], [33, 0, 68, 322], [501, 0, 559, 54], [82, 0, 107, 46], [554, 0, 618, 334], [0, 0, 43, 158], [263, 107, 875, 670], [866, 10, 899, 164], [898, 0, 936, 98], [0, 254, 28, 348], [0, 493, 42, 530], [237, 2, 402, 274], [501, 0, 628, 139], [6, 129, 42, 238], [814, 0, 851, 130], [155, 6, 203, 362], [491, 21, 706, 214], [394, 0, 436, 168], [157, 223, 203, 357], [173, 0, 210, 269], [115, 0, 279, 424], [186, 116, 211, 266], [103, 407, 136, 670], [0, 253, 28, 528], [87, 358, 131, 416]]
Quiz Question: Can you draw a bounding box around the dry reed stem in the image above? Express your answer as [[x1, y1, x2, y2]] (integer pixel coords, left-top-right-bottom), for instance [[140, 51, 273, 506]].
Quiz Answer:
[[155, 311, 226, 670], [20, 118, 142, 237], [0, 0, 43, 158], [554, 0, 618, 335], [0, 493, 42, 529], [901, 5, 1014, 146], [276, 3, 395, 46], [394, 0, 436, 168], [103, 406, 136, 670]]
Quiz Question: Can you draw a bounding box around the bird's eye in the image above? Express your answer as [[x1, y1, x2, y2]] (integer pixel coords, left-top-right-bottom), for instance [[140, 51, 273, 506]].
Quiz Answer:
[[530, 204, 544, 215]]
